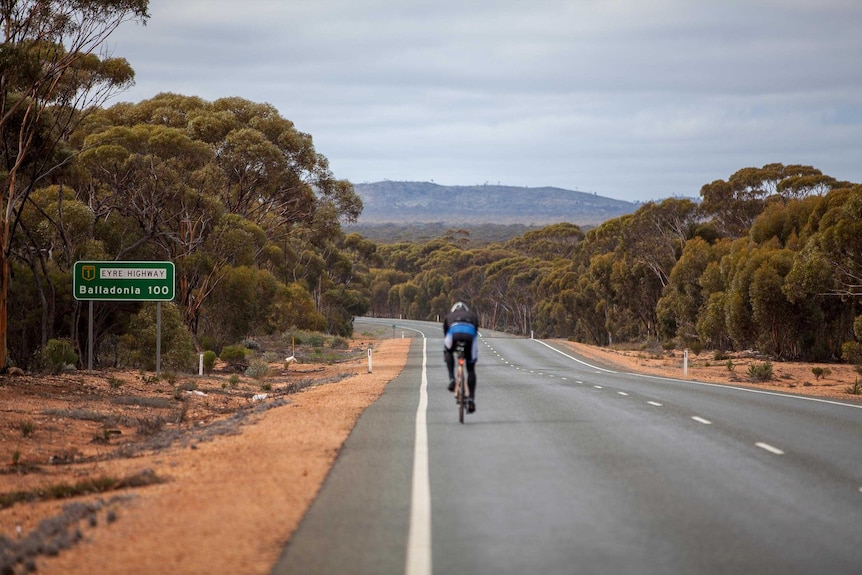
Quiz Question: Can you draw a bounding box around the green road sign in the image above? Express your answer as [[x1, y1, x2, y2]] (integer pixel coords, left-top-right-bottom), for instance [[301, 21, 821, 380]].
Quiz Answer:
[[74, 261, 175, 301]]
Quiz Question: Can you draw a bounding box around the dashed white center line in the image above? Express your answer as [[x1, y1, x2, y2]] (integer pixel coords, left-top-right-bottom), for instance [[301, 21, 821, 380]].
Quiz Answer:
[[593, 385, 603, 389], [756, 442, 785, 455], [618, 392, 629, 396], [692, 416, 712, 425], [647, 401, 663, 407]]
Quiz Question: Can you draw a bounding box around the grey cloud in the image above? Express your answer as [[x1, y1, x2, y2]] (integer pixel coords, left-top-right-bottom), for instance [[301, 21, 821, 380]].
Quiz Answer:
[[109, 0, 862, 201]]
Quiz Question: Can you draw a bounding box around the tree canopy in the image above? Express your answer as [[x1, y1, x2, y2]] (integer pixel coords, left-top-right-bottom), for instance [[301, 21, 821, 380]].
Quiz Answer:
[[4, 45, 861, 376]]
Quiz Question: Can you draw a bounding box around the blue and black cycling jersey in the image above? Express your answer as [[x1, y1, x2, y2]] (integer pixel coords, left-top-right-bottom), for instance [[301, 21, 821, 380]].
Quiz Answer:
[[448, 321, 478, 337]]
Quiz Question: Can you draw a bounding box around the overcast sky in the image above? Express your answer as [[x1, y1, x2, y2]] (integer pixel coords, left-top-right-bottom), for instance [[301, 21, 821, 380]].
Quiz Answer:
[[108, 0, 862, 202]]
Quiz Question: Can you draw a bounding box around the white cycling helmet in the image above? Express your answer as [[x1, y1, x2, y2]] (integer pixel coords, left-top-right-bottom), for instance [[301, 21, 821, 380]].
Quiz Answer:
[[451, 301, 469, 313]]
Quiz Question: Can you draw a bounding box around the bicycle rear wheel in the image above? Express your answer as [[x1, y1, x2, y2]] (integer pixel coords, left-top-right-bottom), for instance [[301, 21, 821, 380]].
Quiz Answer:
[[456, 362, 465, 424]]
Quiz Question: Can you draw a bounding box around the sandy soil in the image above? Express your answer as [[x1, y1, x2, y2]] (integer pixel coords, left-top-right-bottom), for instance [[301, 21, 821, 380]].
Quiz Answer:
[[2, 335, 861, 574], [1, 336, 409, 575], [558, 341, 862, 403]]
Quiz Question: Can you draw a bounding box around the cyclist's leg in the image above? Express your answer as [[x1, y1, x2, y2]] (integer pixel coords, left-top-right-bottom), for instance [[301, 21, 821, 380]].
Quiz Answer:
[[464, 335, 478, 410], [444, 347, 455, 380], [466, 362, 476, 396], [443, 334, 456, 390]]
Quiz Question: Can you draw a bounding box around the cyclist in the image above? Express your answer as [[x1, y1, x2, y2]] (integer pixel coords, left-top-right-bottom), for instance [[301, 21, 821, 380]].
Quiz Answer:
[[443, 301, 480, 413]]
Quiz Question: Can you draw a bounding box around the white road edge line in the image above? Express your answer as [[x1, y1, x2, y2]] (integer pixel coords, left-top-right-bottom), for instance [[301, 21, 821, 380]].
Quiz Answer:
[[756, 442, 785, 455], [405, 337, 431, 575], [533, 339, 862, 410]]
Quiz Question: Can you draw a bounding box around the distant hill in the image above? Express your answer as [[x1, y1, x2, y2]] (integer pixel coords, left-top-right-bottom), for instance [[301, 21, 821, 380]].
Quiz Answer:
[[345, 222, 544, 245], [352, 181, 638, 226]]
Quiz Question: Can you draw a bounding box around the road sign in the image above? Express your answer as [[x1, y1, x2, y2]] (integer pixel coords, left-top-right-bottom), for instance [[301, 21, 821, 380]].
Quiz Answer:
[[74, 261, 175, 301]]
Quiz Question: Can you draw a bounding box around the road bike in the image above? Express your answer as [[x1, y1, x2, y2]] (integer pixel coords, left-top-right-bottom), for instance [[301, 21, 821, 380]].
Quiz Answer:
[[453, 342, 470, 423]]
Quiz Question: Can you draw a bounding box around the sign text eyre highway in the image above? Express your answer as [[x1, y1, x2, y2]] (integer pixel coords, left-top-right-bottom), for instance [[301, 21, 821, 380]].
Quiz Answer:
[[73, 261, 175, 301]]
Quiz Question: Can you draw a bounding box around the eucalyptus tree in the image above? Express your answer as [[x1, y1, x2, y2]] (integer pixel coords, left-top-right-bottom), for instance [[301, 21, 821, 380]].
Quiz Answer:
[[624, 198, 700, 289], [700, 163, 841, 238], [785, 184, 862, 358], [656, 237, 732, 345], [0, 0, 148, 368], [503, 222, 584, 260], [73, 94, 362, 339], [787, 185, 862, 300], [12, 184, 96, 359]]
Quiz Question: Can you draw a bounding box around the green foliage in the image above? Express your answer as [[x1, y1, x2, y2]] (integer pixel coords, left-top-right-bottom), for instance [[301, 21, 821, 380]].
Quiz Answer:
[[43, 339, 78, 374], [262, 351, 282, 363], [811, 367, 831, 380], [4, 77, 862, 373], [19, 421, 36, 438], [0, 0, 149, 370], [841, 342, 862, 365], [331, 337, 349, 350], [242, 339, 261, 352], [747, 362, 773, 382], [118, 303, 196, 372], [305, 333, 325, 348], [845, 378, 862, 395], [202, 350, 217, 374], [220, 345, 248, 365], [245, 359, 270, 379]]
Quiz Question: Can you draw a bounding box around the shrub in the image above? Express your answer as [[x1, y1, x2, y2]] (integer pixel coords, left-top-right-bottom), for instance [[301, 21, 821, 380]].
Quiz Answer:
[[841, 341, 862, 364], [245, 359, 270, 379], [20, 420, 36, 438], [242, 339, 261, 352], [713, 350, 729, 361], [747, 362, 773, 382], [811, 367, 831, 381], [330, 337, 349, 350], [118, 303, 196, 372], [262, 351, 281, 363], [136, 416, 166, 436], [43, 339, 78, 374], [307, 333, 325, 348], [845, 378, 862, 395], [725, 359, 735, 372], [220, 344, 248, 366], [202, 350, 217, 374]]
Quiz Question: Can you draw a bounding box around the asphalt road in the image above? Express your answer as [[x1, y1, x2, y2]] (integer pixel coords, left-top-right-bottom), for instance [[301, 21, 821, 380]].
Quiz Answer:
[[272, 319, 862, 575]]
